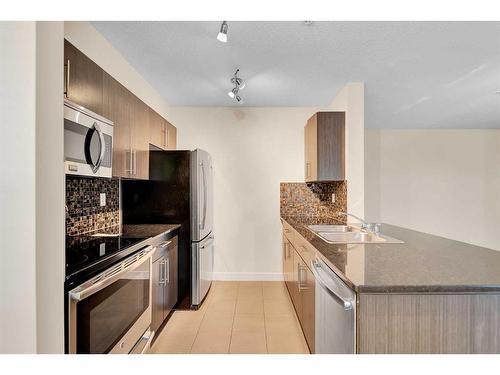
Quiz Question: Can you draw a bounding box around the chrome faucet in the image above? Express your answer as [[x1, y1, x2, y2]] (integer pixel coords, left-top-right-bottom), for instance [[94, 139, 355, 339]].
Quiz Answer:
[[337, 212, 380, 234]]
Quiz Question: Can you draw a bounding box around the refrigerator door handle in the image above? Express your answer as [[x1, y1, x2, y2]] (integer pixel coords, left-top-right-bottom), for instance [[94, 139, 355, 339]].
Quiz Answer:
[[201, 161, 207, 230]]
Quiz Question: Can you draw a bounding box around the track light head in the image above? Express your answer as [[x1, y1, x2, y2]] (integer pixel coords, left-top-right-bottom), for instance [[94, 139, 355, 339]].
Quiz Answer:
[[217, 21, 228, 43], [228, 69, 245, 104]]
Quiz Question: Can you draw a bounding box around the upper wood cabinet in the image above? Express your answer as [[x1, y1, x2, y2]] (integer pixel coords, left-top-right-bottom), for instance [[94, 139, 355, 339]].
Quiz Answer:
[[64, 40, 103, 114], [102, 72, 132, 178], [102, 73, 150, 180], [149, 108, 177, 150], [64, 39, 178, 180], [131, 97, 150, 180], [304, 112, 345, 182]]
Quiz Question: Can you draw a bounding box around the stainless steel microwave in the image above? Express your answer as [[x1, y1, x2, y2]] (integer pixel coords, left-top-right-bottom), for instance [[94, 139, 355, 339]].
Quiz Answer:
[[64, 100, 113, 178]]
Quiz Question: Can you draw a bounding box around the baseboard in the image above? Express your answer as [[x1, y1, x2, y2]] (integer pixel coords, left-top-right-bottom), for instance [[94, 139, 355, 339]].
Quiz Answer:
[[212, 272, 284, 281]]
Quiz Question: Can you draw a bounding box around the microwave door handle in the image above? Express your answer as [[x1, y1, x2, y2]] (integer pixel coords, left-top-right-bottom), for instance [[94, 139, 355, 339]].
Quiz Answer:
[[92, 122, 106, 173]]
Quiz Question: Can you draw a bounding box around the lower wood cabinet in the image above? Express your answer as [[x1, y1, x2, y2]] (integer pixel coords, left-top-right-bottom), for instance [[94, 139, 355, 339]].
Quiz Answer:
[[358, 293, 500, 354], [152, 236, 178, 334], [283, 231, 315, 352]]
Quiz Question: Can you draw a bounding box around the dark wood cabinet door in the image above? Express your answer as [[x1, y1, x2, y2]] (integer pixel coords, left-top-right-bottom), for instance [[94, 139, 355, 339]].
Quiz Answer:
[[64, 40, 103, 114], [304, 112, 345, 182], [102, 73, 132, 178], [131, 97, 150, 180], [165, 238, 178, 312], [317, 112, 345, 181]]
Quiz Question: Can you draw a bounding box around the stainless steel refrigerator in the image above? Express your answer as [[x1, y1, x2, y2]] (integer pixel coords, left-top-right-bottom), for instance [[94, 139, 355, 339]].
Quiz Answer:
[[121, 149, 214, 308]]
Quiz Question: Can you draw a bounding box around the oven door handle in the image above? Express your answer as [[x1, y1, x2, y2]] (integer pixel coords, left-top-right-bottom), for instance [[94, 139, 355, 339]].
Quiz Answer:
[[69, 246, 153, 301]]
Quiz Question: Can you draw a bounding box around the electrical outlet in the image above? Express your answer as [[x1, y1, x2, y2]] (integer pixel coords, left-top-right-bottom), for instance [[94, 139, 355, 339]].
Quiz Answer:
[[100, 193, 106, 207], [331, 193, 336, 203]]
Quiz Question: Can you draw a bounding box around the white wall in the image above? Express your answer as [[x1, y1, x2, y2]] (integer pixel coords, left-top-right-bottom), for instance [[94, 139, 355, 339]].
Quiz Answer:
[[168, 107, 311, 279], [365, 129, 500, 251], [0, 21, 38, 353], [63, 22, 365, 279], [35, 21, 65, 353], [329, 83, 365, 218]]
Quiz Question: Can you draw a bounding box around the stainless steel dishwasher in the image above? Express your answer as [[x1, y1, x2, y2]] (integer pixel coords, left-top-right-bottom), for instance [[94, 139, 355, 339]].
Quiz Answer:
[[311, 257, 356, 353]]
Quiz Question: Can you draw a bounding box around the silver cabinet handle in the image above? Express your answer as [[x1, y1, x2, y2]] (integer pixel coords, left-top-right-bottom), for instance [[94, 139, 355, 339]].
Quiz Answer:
[[126, 149, 133, 175], [159, 240, 171, 249], [133, 150, 137, 175], [311, 260, 354, 310], [305, 162, 310, 179], [165, 124, 169, 149], [165, 258, 170, 284], [159, 259, 165, 285], [298, 263, 308, 292], [64, 59, 70, 97]]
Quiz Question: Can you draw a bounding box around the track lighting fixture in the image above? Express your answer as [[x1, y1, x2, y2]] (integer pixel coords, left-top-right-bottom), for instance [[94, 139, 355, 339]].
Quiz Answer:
[[217, 21, 228, 43], [227, 69, 244, 104]]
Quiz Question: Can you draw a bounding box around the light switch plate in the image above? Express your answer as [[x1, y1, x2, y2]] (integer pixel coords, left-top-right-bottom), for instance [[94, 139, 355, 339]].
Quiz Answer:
[[100, 193, 106, 207]]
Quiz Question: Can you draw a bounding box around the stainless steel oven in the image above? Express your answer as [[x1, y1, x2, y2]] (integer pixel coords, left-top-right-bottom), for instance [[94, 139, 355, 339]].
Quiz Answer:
[[64, 99, 113, 178], [68, 246, 154, 354]]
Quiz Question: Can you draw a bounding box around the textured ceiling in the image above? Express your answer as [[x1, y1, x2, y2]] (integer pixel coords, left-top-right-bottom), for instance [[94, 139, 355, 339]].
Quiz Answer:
[[92, 21, 500, 128]]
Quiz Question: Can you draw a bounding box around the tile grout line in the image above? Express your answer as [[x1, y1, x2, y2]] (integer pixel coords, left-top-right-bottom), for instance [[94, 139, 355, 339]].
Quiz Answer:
[[262, 282, 270, 354], [188, 285, 212, 353], [227, 281, 240, 354]]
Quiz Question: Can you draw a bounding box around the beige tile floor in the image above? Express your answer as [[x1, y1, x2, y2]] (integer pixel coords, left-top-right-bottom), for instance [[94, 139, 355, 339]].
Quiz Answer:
[[149, 281, 310, 354]]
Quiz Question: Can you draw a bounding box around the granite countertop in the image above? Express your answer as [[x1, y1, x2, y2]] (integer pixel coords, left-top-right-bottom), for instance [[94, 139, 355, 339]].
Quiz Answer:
[[121, 224, 181, 238], [281, 216, 500, 293]]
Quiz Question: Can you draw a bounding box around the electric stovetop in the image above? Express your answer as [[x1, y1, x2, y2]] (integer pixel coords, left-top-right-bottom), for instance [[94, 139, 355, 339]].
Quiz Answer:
[[65, 230, 149, 288]]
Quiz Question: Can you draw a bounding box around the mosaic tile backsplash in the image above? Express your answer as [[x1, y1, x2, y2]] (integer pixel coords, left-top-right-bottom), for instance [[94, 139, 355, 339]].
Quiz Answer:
[[280, 181, 347, 223], [66, 176, 120, 236]]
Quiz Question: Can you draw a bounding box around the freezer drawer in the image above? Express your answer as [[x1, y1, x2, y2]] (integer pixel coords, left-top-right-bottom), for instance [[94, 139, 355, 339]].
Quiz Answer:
[[312, 258, 356, 354], [191, 234, 214, 306]]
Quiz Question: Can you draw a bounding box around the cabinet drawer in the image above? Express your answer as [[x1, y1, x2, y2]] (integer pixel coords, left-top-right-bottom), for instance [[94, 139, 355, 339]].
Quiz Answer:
[[295, 236, 314, 270], [282, 221, 295, 243]]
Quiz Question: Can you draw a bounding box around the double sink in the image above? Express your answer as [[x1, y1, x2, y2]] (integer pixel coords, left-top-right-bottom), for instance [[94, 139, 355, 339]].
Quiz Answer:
[[307, 224, 403, 244]]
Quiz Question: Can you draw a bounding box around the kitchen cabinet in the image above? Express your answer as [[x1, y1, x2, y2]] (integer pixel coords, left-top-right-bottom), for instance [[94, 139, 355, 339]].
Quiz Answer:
[[102, 73, 132, 178], [300, 260, 315, 353], [149, 108, 177, 151], [64, 39, 177, 180], [304, 112, 345, 182], [282, 223, 316, 352], [64, 40, 103, 114], [102, 73, 150, 179], [152, 236, 178, 334], [131, 97, 150, 180], [291, 249, 303, 321]]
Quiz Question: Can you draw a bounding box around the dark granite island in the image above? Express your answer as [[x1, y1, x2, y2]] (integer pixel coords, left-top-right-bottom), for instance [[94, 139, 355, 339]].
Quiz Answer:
[[281, 216, 500, 354]]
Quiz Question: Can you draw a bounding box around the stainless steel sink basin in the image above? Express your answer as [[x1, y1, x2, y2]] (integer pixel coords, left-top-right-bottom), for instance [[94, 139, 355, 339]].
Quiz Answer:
[[307, 224, 403, 244], [307, 224, 353, 233]]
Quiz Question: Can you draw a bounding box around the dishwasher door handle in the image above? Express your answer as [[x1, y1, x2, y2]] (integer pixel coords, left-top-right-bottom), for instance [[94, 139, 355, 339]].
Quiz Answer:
[[311, 260, 354, 310]]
